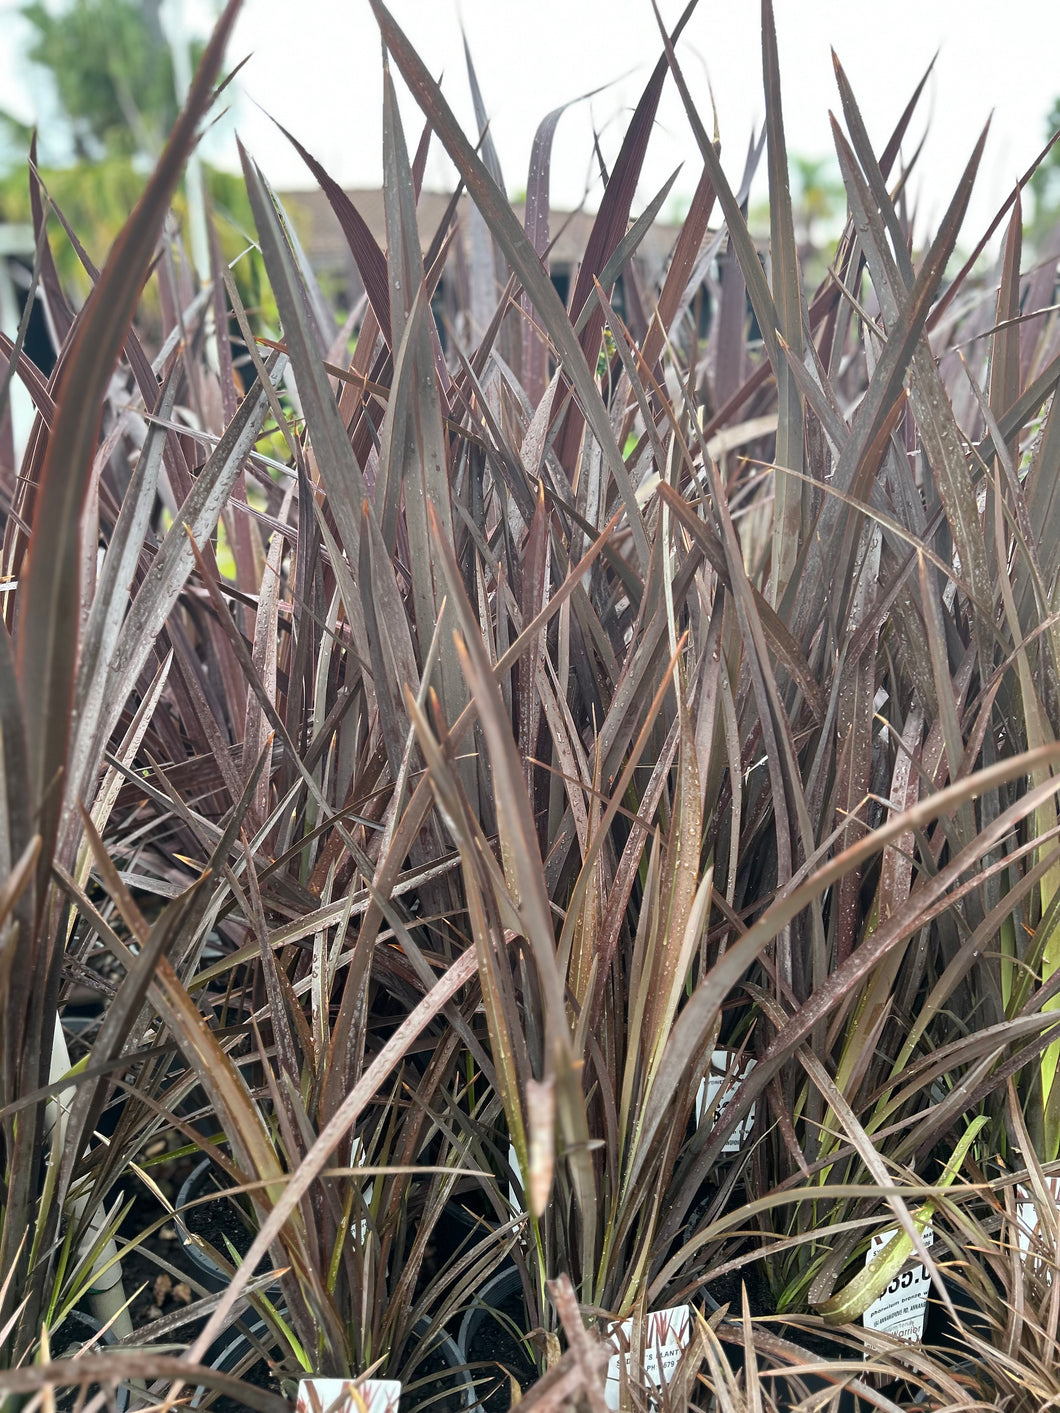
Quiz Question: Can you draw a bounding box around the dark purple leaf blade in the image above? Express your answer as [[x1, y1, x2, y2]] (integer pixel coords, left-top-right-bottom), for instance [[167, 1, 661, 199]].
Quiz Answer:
[[761, 0, 806, 600], [989, 193, 1023, 469], [555, 0, 697, 471], [643, 159, 717, 381], [382, 53, 426, 352], [522, 86, 606, 404], [832, 50, 918, 289], [271, 115, 392, 348], [27, 132, 74, 348]]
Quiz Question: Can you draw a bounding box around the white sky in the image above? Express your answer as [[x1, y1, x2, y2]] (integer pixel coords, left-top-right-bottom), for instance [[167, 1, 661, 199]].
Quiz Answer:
[[2, 0, 1058, 249]]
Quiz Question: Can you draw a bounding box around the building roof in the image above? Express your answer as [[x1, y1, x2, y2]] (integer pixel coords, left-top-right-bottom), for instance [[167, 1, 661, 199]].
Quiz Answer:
[[278, 186, 687, 280]]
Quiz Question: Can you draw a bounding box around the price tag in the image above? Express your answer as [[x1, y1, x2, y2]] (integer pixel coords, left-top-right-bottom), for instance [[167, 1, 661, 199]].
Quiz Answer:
[[695, 1050, 755, 1153], [862, 1226, 933, 1343], [605, 1305, 690, 1409], [296, 1379, 400, 1413]]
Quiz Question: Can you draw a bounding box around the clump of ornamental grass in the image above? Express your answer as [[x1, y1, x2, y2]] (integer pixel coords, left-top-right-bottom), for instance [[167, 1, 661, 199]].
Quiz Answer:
[[2, 0, 1060, 1409]]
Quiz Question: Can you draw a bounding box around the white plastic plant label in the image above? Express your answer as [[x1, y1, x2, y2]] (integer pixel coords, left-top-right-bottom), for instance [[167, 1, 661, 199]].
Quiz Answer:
[[862, 1226, 933, 1342], [296, 1379, 401, 1413], [349, 1137, 373, 1243], [695, 1049, 755, 1153], [605, 1304, 690, 1409], [509, 1140, 521, 1211], [1016, 1175, 1060, 1263]]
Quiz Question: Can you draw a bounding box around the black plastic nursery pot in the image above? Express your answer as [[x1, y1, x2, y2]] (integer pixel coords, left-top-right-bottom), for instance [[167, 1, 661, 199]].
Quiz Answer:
[[175, 1165, 475, 1410], [186, 1313, 472, 1413], [458, 1263, 877, 1411], [176, 1157, 283, 1296], [918, 1268, 997, 1386], [291, 1326, 474, 1413], [52, 1310, 131, 1413], [710, 1325, 882, 1412], [399, 1319, 476, 1413], [188, 1316, 282, 1412], [458, 1267, 538, 1413], [701, 1285, 883, 1412]]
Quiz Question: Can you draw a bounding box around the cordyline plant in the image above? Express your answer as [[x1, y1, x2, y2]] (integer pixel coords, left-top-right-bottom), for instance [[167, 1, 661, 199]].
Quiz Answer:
[[1, 0, 1060, 1407], [0, 8, 502, 1406]]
